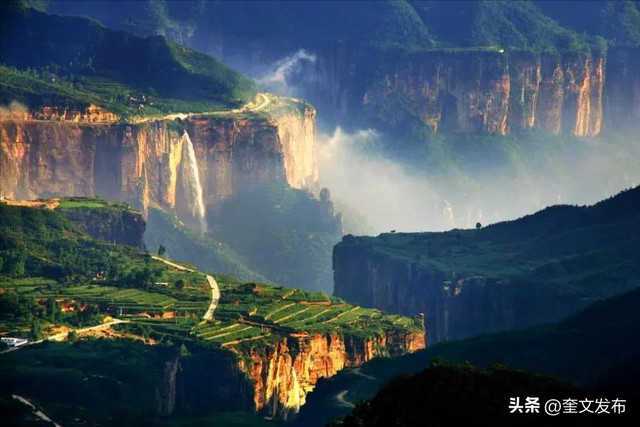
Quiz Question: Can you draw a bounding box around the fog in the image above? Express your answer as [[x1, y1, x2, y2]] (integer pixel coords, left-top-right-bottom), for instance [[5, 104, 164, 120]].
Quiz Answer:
[[257, 49, 316, 96], [252, 50, 640, 236], [318, 127, 640, 234], [318, 128, 453, 233]]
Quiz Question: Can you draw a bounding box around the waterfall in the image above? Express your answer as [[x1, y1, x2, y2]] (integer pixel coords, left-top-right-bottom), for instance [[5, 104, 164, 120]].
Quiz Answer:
[[290, 367, 301, 413], [179, 131, 207, 232]]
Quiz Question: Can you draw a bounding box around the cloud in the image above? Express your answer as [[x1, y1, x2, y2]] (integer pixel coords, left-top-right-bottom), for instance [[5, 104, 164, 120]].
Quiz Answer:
[[257, 49, 316, 96]]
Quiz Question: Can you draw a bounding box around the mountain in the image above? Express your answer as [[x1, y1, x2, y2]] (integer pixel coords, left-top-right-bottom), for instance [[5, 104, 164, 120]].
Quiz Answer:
[[1, 1, 257, 116], [0, 200, 424, 425], [296, 286, 640, 426], [333, 186, 640, 342], [42, 0, 640, 135]]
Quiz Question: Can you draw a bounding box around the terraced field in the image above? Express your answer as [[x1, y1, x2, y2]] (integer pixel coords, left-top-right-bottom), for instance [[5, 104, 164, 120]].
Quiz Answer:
[[190, 278, 424, 347]]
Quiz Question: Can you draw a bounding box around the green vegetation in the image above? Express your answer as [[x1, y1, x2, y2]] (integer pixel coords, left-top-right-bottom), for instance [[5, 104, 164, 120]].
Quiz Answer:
[[0, 1, 257, 116], [47, 0, 636, 54], [144, 206, 268, 283], [537, 0, 640, 48], [191, 278, 422, 349], [0, 64, 131, 116], [329, 362, 618, 427], [296, 287, 640, 427], [337, 186, 640, 299], [412, 0, 594, 55], [0, 200, 422, 426], [207, 183, 343, 293]]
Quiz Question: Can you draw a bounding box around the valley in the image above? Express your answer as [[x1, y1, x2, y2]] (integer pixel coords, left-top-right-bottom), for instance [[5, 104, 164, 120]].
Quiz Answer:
[[1, 1, 639, 426]]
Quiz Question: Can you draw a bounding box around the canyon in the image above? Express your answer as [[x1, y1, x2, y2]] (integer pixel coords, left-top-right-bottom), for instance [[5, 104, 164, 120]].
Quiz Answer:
[[0, 96, 318, 226]]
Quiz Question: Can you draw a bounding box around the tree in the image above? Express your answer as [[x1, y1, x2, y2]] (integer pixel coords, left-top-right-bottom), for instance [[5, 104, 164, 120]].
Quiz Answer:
[[175, 279, 185, 290], [68, 330, 78, 343], [157, 244, 166, 257], [46, 298, 63, 323], [179, 343, 190, 357], [29, 319, 43, 341], [476, 222, 482, 230]]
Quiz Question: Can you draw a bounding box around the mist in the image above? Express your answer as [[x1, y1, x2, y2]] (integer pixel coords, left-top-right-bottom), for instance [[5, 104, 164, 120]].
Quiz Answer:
[[318, 128, 454, 233], [257, 49, 316, 96], [318, 127, 640, 235]]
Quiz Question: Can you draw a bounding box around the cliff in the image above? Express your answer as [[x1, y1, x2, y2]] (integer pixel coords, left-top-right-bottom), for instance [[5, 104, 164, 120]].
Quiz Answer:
[[333, 187, 640, 343], [0, 95, 318, 226], [239, 330, 424, 419], [345, 49, 606, 136], [56, 198, 146, 248]]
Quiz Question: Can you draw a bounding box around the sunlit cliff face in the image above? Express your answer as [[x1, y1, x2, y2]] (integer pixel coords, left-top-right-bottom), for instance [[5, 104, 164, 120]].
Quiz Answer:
[[0, 101, 318, 231]]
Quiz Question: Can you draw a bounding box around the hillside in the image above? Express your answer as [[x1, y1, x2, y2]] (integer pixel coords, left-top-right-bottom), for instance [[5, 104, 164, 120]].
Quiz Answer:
[[0, 1, 257, 117], [334, 187, 640, 342], [45, 0, 608, 54], [0, 201, 424, 425], [296, 287, 640, 427]]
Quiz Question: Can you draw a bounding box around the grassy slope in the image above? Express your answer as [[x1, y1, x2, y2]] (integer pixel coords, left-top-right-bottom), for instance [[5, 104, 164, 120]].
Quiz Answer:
[[47, 0, 620, 55], [0, 1, 257, 116], [337, 186, 640, 299], [144, 206, 269, 284], [296, 287, 640, 427], [411, 0, 594, 55]]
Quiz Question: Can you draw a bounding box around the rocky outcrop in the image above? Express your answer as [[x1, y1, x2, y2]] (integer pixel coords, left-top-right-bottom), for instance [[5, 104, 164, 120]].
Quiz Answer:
[[238, 330, 425, 419], [0, 98, 318, 226]]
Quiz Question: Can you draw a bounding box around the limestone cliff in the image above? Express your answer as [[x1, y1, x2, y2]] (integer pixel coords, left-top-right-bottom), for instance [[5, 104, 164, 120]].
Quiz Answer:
[[238, 330, 425, 419], [360, 50, 605, 136], [605, 47, 640, 128], [0, 96, 318, 226], [332, 248, 582, 343]]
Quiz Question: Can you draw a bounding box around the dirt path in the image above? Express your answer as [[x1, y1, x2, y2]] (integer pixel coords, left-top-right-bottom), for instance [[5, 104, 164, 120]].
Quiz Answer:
[[46, 319, 129, 342]]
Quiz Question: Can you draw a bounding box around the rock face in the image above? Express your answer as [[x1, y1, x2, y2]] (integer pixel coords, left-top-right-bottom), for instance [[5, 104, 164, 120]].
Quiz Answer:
[[340, 49, 607, 136], [58, 204, 146, 248], [239, 331, 425, 420], [0, 99, 318, 225], [332, 247, 582, 344], [605, 47, 640, 128]]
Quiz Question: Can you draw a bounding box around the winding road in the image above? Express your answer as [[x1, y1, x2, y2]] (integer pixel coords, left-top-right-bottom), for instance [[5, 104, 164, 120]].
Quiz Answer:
[[151, 255, 219, 320]]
